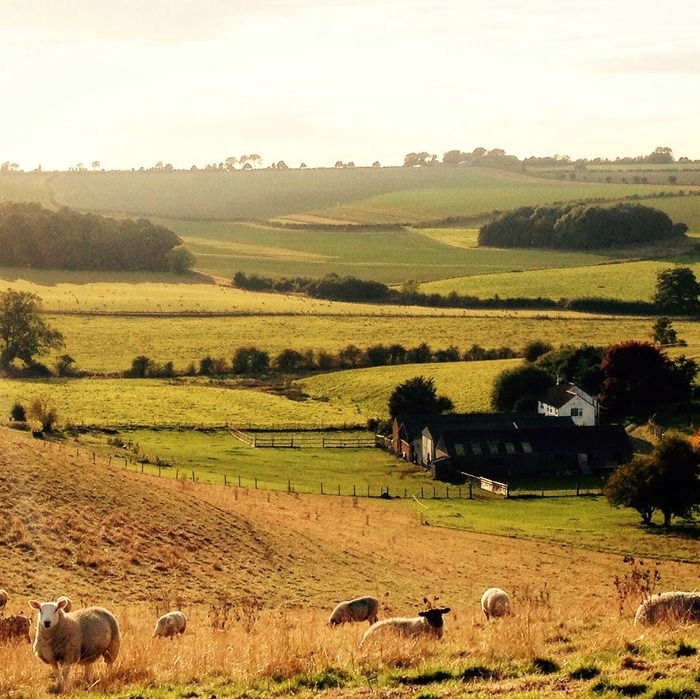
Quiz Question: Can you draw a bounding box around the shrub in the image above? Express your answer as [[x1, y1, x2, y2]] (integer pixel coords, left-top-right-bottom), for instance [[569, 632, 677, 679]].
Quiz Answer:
[[10, 401, 26, 422]]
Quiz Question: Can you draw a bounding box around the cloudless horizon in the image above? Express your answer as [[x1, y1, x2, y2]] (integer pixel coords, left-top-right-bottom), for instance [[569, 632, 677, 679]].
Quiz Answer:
[[2, 0, 699, 172]]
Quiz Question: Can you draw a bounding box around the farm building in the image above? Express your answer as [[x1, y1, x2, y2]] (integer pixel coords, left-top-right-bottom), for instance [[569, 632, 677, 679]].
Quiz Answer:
[[537, 381, 600, 426], [391, 412, 631, 483]]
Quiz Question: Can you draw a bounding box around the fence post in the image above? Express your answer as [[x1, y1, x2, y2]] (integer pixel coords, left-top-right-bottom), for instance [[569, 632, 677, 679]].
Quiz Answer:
[[421, 486, 424, 499], [576, 481, 580, 496], [367, 484, 370, 497], [238, 475, 241, 487], [353, 484, 356, 496], [337, 484, 341, 496], [433, 486, 436, 499], [255, 477, 258, 489], [321, 482, 324, 495], [446, 486, 449, 499], [224, 474, 227, 486], [469, 482, 472, 499], [288, 480, 292, 493], [192, 471, 195, 482]]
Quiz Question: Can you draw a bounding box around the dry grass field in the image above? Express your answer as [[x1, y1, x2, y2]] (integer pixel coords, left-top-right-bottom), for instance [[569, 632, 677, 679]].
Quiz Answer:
[[1, 427, 699, 699]]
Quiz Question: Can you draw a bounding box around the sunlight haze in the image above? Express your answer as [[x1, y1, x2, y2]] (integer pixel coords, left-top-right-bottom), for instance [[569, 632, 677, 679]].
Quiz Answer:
[[2, 0, 698, 171]]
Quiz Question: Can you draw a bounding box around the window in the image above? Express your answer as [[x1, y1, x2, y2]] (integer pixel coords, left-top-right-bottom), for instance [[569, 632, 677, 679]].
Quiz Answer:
[[504, 442, 515, 454], [570, 407, 583, 417], [487, 440, 500, 455], [470, 441, 482, 455], [454, 443, 465, 456], [521, 441, 533, 453]]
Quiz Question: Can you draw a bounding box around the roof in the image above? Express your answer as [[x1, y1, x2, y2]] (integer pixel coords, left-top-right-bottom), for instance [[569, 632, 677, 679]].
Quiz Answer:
[[539, 382, 596, 409], [395, 412, 575, 441], [438, 424, 631, 458]]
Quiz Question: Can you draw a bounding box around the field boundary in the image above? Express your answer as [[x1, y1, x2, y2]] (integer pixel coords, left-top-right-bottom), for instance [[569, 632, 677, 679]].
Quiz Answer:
[[227, 426, 375, 448]]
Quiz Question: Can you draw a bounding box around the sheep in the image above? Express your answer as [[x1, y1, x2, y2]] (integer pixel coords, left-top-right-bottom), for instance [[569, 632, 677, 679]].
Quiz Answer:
[[481, 587, 511, 620], [329, 596, 379, 626], [0, 614, 31, 644], [29, 597, 120, 692], [153, 610, 187, 638], [0, 589, 7, 612], [361, 607, 451, 644], [634, 591, 700, 626]]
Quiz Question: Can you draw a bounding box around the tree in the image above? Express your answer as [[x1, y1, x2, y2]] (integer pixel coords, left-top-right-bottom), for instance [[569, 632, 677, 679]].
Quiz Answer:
[[603, 454, 658, 525], [654, 267, 700, 315], [28, 394, 58, 433], [388, 376, 453, 418], [0, 290, 64, 370], [652, 317, 679, 346], [523, 340, 553, 363], [653, 435, 700, 527], [166, 245, 196, 274], [599, 341, 697, 418], [490, 365, 554, 412]]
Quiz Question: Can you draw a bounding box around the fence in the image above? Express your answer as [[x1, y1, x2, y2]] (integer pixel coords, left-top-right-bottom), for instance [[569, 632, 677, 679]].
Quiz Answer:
[[228, 427, 376, 448]]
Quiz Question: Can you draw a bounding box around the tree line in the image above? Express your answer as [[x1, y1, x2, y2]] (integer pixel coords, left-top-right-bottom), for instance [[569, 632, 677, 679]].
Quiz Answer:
[[478, 203, 688, 250], [0, 202, 194, 272], [234, 265, 700, 317], [123, 341, 518, 380]]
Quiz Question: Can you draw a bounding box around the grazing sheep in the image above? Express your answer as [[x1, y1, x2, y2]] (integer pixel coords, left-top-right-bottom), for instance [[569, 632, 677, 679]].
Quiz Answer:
[[153, 610, 187, 638], [634, 591, 700, 626], [481, 587, 511, 620], [362, 607, 451, 644], [29, 597, 120, 692], [329, 596, 379, 626], [0, 589, 8, 612], [0, 614, 31, 644]]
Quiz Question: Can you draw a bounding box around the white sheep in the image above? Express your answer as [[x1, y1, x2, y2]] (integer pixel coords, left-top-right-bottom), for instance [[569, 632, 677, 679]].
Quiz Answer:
[[329, 596, 379, 626], [634, 591, 700, 626], [153, 610, 187, 637], [29, 597, 120, 692], [0, 589, 7, 612], [362, 607, 451, 644], [481, 587, 511, 620]]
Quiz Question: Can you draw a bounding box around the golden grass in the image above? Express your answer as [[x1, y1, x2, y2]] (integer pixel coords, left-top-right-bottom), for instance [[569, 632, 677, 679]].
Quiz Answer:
[[1, 426, 699, 698]]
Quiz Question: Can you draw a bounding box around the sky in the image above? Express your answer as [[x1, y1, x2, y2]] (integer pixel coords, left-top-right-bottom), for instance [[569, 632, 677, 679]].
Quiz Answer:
[[1, 0, 699, 171]]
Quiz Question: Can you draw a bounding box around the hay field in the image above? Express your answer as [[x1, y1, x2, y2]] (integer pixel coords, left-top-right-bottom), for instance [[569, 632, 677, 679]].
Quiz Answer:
[[1, 428, 699, 699]]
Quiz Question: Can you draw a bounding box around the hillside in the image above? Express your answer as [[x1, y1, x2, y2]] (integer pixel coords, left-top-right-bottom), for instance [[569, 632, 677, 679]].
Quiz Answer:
[[2, 426, 700, 699], [4, 425, 700, 608]]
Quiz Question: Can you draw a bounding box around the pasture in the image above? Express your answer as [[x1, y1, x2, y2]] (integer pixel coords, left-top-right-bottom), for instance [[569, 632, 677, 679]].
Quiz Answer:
[[1, 428, 699, 699]]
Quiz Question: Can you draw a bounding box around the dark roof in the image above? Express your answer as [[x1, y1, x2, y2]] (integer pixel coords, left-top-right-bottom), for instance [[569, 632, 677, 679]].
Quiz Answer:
[[438, 424, 631, 458], [395, 412, 574, 441], [539, 382, 596, 409]]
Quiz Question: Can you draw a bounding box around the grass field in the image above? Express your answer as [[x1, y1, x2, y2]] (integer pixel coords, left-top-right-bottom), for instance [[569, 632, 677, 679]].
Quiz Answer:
[[2, 427, 699, 699]]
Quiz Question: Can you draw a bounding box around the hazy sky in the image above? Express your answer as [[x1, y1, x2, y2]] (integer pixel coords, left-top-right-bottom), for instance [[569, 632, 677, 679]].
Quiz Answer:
[[2, 0, 699, 170]]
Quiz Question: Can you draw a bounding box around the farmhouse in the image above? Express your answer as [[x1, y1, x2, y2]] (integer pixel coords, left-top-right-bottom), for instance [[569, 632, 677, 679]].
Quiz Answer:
[[391, 412, 631, 483], [537, 381, 600, 426]]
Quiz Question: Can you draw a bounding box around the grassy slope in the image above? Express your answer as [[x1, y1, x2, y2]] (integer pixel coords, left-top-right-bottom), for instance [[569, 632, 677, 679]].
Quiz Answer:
[[2, 426, 699, 699]]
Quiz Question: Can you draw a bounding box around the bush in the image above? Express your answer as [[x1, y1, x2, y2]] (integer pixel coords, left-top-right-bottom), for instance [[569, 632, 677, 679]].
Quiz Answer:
[[10, 401, 26, 421]]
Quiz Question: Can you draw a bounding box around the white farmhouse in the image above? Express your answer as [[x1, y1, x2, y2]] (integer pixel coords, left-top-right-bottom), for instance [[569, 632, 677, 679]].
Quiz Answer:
[[538, 381, 599, 426]]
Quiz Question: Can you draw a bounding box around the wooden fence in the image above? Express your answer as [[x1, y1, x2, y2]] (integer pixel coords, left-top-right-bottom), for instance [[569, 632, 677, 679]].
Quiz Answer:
[[227, 427, 376, 448], [461, 471, 510, 498]]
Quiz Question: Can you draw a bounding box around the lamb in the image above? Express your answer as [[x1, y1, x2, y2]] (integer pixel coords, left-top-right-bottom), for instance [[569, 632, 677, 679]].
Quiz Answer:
[[481, 587, 511, 620], [634, 591, 700, 626], [0, 614, 31, 644], [361, 607, 451, 644], [329, 596, 379, 626], [29, 597, 120, 692], [153, 610, 187, 638]]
